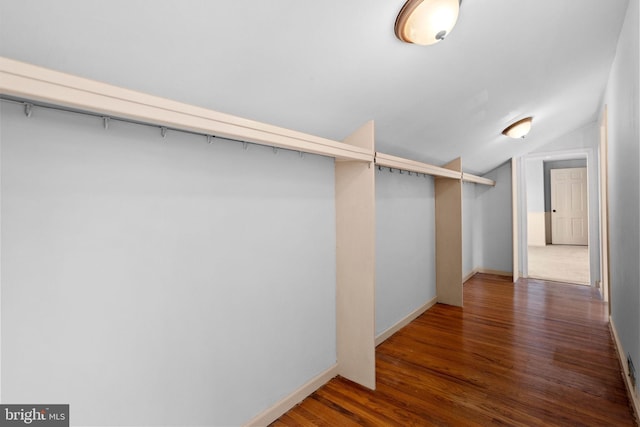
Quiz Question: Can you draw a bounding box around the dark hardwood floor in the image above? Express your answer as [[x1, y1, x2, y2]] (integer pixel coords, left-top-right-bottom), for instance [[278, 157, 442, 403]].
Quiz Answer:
[[271, 274, 637, 426]]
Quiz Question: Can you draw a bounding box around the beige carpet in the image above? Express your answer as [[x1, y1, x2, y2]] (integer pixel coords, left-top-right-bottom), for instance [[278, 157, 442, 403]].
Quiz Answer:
[[527, 245, 590, 286]]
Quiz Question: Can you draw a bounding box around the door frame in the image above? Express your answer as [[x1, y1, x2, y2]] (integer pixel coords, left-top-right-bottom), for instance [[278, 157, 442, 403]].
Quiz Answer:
[[515, 147, 597, 286], [599, 106, 611, 306]]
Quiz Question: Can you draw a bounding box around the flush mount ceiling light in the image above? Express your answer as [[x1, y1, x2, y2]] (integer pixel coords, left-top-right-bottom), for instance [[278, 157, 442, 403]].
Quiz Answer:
[[502, 117, 533, 139], [395, 0, 461, 45]]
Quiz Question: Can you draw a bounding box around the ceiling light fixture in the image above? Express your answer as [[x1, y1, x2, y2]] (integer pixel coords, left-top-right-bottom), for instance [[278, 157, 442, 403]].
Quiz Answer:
[[395, 0, 461, 45], [502, 117, 533, 139]]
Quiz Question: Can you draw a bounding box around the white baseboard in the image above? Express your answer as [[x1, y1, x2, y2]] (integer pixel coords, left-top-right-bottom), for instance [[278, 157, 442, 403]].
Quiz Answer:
[[464, 268, 512, 283], [475, 268, 512, 277], [243, 364, 339, 427], [463, 270, 477, 283], [375, 296, 438, 347], [609, 317, 640, 421]]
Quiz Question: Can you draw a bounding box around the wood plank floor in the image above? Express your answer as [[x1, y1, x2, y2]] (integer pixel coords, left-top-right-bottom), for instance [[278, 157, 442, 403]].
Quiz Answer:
[[271, 274, 636, 426]]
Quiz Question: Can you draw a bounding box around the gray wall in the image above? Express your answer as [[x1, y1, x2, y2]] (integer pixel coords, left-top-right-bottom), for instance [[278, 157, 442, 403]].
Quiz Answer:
[[375, 169, 436, 336], [473, 161, 513, 273], [543, 159, 587, 212], [0, 102, 337, 426], [604, 0, 639, 393], [526, 159, 544, 213]]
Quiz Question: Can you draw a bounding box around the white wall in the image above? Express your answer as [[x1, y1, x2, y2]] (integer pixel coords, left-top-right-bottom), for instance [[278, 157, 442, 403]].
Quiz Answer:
[[473, 161, 513, 274], [0, 102, 337, 426], [375, 168, 436, 336], [604, 0, 639, 393]]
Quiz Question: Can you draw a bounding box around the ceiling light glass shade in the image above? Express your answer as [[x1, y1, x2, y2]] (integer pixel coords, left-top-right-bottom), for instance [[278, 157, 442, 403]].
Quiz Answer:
[[502, 117, 533, 139], [395, 0, 460, 45]]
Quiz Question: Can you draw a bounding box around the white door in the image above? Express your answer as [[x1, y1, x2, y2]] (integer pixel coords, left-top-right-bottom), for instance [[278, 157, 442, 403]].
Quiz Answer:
[[551, 167, 588, 245]]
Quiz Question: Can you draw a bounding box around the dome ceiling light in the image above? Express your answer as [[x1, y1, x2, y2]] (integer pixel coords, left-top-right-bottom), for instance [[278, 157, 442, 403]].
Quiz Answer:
[[395, 0, 461, 46], [502, 117, 533, 139]]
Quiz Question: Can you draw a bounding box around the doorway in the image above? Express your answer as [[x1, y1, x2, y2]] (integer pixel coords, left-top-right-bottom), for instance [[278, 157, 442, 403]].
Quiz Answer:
[[519, 151, 596, 287]]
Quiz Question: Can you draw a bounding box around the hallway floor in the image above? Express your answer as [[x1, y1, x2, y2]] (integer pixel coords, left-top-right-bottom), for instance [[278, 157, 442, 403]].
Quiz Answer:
[[528, 244, 590, 285], [271, 274, 635, 426]]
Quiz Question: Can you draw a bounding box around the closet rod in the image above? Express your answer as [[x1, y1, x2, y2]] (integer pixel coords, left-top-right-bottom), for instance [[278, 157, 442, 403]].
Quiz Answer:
[[375, 152, 462, 180], [0, 96, 305, 156], [462, 173, 496, 186], [0, 56, 373, 162]]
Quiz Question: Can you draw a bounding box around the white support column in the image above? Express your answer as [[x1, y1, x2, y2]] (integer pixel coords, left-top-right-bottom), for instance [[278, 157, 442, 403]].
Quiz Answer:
[[335, 121, 376, 390]]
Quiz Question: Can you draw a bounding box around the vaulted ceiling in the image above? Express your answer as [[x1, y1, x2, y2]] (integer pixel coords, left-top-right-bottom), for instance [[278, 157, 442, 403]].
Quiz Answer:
[[0, 0, 630, 174]]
